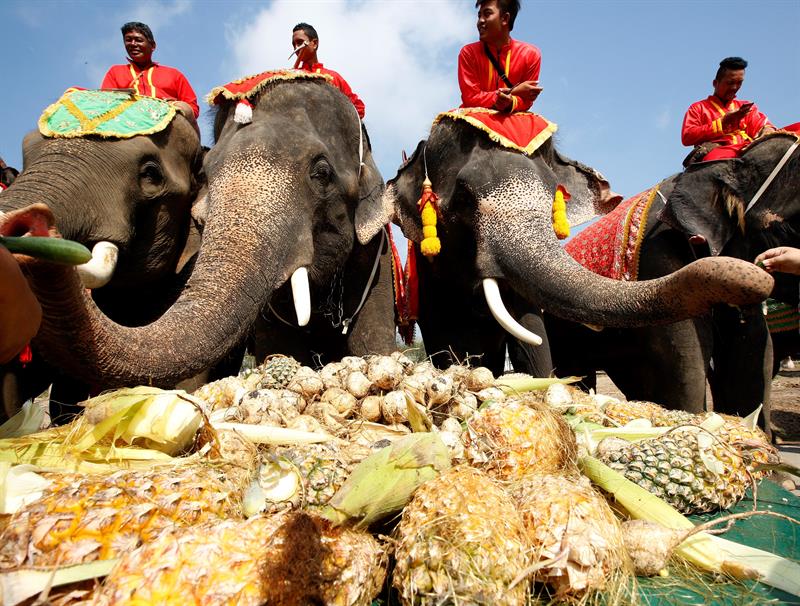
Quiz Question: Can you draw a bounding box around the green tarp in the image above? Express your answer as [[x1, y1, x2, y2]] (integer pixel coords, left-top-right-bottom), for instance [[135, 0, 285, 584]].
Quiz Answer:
[[639, 479, 800, 605]]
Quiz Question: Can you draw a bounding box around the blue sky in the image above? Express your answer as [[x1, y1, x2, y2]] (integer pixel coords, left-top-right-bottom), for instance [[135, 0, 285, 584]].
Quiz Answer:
[[2, 0, 798, 201]]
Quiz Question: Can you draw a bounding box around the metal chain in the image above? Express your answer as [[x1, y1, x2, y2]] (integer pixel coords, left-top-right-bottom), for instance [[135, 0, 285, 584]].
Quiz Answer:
[[320, 266, 345, 329]]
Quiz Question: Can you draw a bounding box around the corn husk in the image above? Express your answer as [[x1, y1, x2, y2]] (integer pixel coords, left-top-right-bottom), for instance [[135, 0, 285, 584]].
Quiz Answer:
[[580, 455, 800, 597], [495, 374, 580, 395], [321, 432, 451, 527], [0, 401, 46, 439], [0, 463, 51, 514], [0, 559, 118, 606]]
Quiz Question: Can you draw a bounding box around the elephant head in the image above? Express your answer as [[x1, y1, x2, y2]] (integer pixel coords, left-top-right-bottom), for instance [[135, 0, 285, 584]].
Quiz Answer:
[[660, 131, 800, 303], [18, 76, 386, 387], [357, 118, 773, 334], [2, 102, 204, 306]]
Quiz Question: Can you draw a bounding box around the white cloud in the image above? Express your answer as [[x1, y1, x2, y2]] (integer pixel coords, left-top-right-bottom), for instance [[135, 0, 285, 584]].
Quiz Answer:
[[80, 0, 193, 85], [226, 0, 474, 176], [655, 106, 670, 130]]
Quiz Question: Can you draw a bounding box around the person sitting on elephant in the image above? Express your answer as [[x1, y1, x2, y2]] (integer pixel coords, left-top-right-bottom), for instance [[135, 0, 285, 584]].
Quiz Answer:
[[458, 0, 542, 113], [0, 246, 41, 364], [291, 23, 365, 118], [681, 56, 774, 165], [101, 21, 199, 118]]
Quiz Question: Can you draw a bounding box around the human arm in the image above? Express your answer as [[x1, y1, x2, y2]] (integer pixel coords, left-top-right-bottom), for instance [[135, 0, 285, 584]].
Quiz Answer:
[[332, 73, 365, 118], [100, 66, 124, 90], [0, 247, 41, 364], [681, 103, 721, 146], [173, 71, 200, 118], [742, 103, 774, 139], [755, 247, 800, 275], [507, 45, 542, 112], [458, 46, 501, 109]]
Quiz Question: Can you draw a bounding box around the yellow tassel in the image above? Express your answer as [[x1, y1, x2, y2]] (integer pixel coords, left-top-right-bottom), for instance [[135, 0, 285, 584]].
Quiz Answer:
[[418, 177, 441, 257], [552, 185, 571, 240]]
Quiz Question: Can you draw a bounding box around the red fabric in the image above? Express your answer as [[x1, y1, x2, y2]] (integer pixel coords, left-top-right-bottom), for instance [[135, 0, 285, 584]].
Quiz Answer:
[[782, 122, 800, 134], [101, 61, 199, 117], [438, 109, 554, 154], [0, 183, 6, 192], [403, 241, 419, 344], [300, 63, 365, 118], [681, 96, 772, 148], [18, 344, 32, 367], [565, 186, 658, 281], [458, 39, 541, 112]]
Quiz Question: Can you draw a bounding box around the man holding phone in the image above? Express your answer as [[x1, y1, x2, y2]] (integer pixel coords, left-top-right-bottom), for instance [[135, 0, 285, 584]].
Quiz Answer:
[[681, 56, 773, 164], [458, 0, 542, 113]]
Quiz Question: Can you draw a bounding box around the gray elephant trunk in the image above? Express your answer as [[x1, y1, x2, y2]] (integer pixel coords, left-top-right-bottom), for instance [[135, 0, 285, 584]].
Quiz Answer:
[[475, 178, 773, 327], [28, 160, 300, 387]]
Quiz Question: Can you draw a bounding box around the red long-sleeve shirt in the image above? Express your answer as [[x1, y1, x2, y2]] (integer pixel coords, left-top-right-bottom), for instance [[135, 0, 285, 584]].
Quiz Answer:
[[101, 61, 199, 118], [299, 63, 365, 118], [681, 95, 772, 147], [458, 39, 541, 112]]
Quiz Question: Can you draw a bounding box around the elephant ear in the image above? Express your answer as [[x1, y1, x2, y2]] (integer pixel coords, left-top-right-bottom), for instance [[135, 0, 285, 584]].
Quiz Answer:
[[551, 149, 623, 224], [660, 159, 745, 256], [356, 140, 426, 245]]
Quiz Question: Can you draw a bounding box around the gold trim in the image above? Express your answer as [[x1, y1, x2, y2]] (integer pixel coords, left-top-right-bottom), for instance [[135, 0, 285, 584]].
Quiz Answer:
[[147, 67, 156, 98], [38, 90, 177, 139], [434, 109, 558, 155], [628, 185, 660, 280], [205, 70, 332, 105]]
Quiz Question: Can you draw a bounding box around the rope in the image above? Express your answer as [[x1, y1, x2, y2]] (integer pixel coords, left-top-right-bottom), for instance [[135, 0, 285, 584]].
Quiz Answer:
[[341, 226, 386, 335], [745, 139, 799, 214], [355, 103, 365, 179]]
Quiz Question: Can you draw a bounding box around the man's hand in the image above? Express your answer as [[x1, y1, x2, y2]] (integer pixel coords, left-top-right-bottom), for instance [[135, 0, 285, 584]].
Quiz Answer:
[[509, 80, 542, 104], [721, 102, 753, 131], [0, 247, 41, 364], [495, 90, 514, 112], [755, 246, 800, 275]]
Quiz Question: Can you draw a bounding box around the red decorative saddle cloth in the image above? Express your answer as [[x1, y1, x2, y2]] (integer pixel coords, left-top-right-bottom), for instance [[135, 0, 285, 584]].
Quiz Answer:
[[565, 185, 661, 281], [434, 108, 557, 154], [206, 69, 331, 105]]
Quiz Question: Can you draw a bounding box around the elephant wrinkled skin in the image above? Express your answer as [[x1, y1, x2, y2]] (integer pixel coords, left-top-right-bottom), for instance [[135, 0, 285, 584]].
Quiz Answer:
[[357, 118, 774, 379], [14, 78, 394, 388]]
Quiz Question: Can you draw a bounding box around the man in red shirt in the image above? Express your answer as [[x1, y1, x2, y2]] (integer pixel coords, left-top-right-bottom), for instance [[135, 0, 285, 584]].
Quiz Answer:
[[458, 0, 541, 113], [291, 23, 365, 119], [681, 57, 773, 164], [101, 22, 199, 118]]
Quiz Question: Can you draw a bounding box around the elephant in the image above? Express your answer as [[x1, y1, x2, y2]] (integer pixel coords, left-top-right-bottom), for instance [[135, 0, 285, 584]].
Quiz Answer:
[[0, 100, 209, 420], [9, 72, 394, 389], [547, 130, 800, 428], [353, 115, 774, 382]]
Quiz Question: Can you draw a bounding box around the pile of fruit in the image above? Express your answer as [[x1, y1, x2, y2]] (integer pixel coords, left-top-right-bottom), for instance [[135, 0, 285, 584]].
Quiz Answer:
[[0, 354, 794, 606]]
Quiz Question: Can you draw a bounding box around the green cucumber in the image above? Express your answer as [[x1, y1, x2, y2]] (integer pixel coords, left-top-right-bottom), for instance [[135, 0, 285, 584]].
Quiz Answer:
[[0, 235, 92, 265]]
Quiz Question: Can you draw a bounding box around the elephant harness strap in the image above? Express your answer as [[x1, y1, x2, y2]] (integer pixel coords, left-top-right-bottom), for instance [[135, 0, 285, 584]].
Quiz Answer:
[[744, 133, 799, 214]]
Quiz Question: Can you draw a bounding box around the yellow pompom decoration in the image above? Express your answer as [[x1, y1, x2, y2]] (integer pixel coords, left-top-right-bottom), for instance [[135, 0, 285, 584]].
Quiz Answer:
[[418, 177, 441, 258], [552, 184, 571, 240]]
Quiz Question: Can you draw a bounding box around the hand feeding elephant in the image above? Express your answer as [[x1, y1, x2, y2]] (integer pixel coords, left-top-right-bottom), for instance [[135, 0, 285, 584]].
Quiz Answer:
[[548, 130, 800, 428], [7, 71, 393, 389], [354, 115, 773, 382], [0, 95, 208, 419]]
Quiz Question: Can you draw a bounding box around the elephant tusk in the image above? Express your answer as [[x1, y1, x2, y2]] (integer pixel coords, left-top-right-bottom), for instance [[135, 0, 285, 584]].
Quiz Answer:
[[76, 241, 119, 289], [482, 278, 543, 346], [290, 267, 311, 327]]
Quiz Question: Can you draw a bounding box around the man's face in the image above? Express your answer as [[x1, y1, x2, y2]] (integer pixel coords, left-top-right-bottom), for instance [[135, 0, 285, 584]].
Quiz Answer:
[[477, 0, 510, 45], [713, 69, 745, 104], [124, 30, 155, 65], [291, 30, 318, 63]]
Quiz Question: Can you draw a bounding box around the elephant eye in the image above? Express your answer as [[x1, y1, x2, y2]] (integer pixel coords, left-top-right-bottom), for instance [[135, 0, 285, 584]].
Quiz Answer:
[[310, 158, 333, 184], [140, 161, 164, 185]]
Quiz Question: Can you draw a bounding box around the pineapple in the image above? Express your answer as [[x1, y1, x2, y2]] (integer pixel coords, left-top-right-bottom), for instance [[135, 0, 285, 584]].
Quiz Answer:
[[393, 465, 530, 606], [602, 399, 697, 427], [512, 473, 629, 598], [0, 464, 246, 569], [693, 414, 779, 478], [193, 375, 248, 411], [464, 394, 577, 480], [91, 511, 386, 606], [252, 441, 372, 515], [597, 428, 755, 514], [253, 354, 302, 389]]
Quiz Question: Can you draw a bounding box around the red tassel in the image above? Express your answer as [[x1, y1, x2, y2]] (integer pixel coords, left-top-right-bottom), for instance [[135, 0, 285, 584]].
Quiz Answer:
[[18, 344, 32, 367]]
